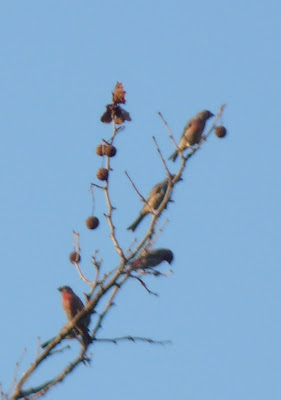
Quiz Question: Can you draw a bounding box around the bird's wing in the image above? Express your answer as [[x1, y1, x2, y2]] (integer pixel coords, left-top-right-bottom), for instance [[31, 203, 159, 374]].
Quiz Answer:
[[180, 118, 193, 138], [146, 182, 163, 201], [74, 295, 85, 312]]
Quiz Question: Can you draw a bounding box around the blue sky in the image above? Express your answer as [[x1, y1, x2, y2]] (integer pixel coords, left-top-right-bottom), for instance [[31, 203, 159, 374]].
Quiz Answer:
[[1, 1, 280, 399]]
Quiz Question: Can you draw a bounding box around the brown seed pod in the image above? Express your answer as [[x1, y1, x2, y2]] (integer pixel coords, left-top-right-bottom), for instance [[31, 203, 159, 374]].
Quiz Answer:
[[104, 145, 117, 157], [96, 168, 109, 181], [215, 126, 227, 138], [96, 144, 105, 156], [114, 106, 131, 124], [69, 251, 81, 264], [112, 82, 126, 104], [85, 216, 100, 230], [100, 104, 113, 123]]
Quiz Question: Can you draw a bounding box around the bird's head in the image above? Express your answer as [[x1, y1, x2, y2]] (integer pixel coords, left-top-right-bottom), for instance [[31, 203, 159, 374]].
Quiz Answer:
[[58, 285, 74, 294], [164, 249, 174, 264], [198, 110, 214, 120]]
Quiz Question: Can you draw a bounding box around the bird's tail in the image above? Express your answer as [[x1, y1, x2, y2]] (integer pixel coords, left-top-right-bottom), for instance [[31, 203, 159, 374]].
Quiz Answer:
[[41, 331, 76, 348], [80, 328, 93, 347], [169, 150, 178, 162], [127, 213, 145, 232]]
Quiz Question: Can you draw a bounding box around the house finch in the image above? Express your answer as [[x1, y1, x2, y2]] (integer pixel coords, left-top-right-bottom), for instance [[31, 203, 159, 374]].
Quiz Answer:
[[169, 110, 214, 161], [127, 176, 174, 232], [130, 248, 174, 270], [58, 286, 92, 347]]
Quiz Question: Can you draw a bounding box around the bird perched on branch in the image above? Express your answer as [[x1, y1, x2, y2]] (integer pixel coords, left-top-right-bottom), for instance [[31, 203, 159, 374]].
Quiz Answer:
[[130, 248, 174, 270], [127, 176, 174, 232], [58, 286, 92, 347], [169, 110, 214, 162]]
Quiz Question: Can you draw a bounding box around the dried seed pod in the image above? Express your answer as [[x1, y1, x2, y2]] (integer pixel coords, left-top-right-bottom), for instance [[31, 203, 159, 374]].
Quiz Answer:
[[96, 144, 105, 156], [100, 105, 113, 123], [96, 168, 108, 181], [104, 145, 117, 157], [85, 216, 100, 230], [69, 251, 81, 264], [114, 106, 131, 124], [215, 126, 227, 138], [112, 82, 126, 104]]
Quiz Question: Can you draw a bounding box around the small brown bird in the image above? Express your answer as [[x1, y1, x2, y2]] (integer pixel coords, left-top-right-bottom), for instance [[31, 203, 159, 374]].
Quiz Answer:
[[169, 110, 214, 161], [130, 248, 174, 270], [58, 286, 92, 347], [127, 176, 174, 232]]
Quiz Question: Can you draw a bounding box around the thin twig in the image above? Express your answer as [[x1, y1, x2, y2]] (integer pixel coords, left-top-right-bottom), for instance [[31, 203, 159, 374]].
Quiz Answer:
[[89, 184, 96, 216], [87, 251, 100, 297], [152, 136, 171, 177], [72, 262, 93, 286], [90, 182, 104, 190], [125, 237, 138, 256], [130, 274, 158, 296], [95, 336, 171, 345], [102, 133, 126, 263], [149, 218, 169, 248], [158, 111, 179, 150], [72, 231, 80, 253], [124, 171, 150, 207], [71, 232, 93, 286], [7, 348, 27, 395], [146, 268, 173, 277]]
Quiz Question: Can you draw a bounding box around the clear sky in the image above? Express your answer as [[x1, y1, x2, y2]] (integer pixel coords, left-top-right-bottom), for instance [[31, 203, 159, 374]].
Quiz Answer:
[[1, 1, 280, 399]]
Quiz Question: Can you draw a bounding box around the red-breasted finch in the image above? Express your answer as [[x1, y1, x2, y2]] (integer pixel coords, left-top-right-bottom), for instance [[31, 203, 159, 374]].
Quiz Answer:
[[58, 286, 92, 347]]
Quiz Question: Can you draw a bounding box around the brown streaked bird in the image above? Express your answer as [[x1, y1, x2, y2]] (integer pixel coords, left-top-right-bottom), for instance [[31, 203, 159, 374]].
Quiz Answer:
[[169, 110, 214, 161], [127, 176, 174, 232], [58, 285, 92, 347], [130, 248, 174, 270]]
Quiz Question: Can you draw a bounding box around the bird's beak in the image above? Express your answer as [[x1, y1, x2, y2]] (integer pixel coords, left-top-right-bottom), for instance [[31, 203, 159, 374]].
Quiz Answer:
[[58, 287, 63, 292]]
